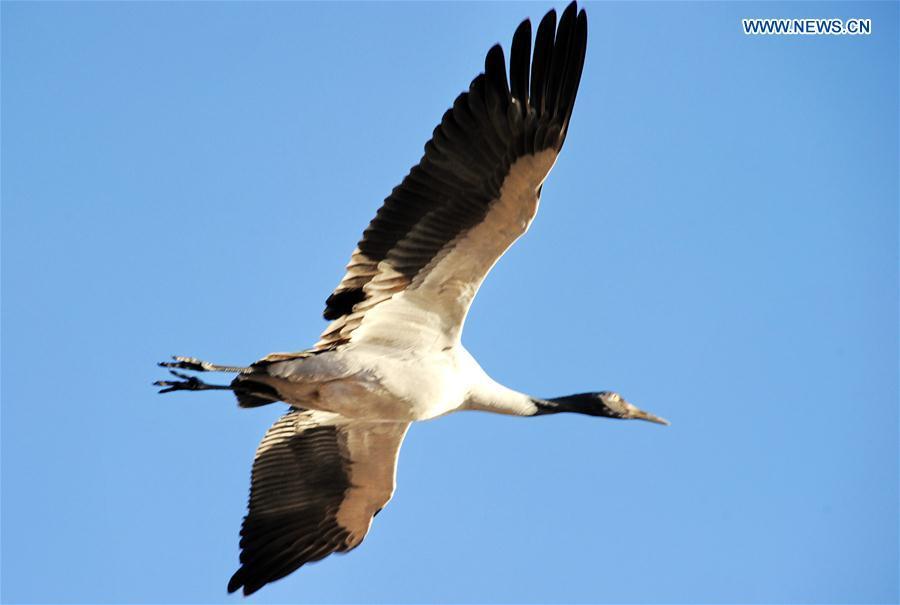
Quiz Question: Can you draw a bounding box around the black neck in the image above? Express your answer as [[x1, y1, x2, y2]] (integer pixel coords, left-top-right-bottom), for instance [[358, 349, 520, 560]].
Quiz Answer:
[[531, 394, 612, 418]]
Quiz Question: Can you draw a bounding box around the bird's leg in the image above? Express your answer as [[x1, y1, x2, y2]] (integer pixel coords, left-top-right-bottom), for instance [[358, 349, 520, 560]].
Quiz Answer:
[[158, 356, 248, 373], [154, 369, 235, 394]]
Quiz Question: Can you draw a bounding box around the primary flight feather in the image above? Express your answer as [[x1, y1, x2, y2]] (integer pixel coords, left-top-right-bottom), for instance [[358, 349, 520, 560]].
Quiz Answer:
[[156, 3, 667, 596]]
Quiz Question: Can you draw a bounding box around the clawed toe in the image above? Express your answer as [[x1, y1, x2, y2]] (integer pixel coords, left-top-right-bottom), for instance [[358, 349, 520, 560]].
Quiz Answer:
[[154, 370, 205, 393]]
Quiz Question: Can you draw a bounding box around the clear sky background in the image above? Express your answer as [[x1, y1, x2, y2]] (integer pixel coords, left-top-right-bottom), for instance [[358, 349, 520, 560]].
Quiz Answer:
[[2, 2, 897, 603]]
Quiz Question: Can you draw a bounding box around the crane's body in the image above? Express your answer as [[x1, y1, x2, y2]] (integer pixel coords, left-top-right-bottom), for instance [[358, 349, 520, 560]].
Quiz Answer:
[[249, 345, 486, 422], [156, 3, 668, 596]]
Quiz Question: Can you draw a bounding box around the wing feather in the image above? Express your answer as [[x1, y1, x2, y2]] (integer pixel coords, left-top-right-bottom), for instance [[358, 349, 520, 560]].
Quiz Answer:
[[509, 20, 531, 107]]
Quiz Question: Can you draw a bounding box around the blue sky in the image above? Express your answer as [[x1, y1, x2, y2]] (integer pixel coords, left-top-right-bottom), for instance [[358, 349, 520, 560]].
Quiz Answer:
[[2, 2, 897, 603]]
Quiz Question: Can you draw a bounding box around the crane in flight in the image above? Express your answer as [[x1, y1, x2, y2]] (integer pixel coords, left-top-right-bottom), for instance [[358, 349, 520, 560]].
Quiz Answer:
[[156, 2, 668, 596]]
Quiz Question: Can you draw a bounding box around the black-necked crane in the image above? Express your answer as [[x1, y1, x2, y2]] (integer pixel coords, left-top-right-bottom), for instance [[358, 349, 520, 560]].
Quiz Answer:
[[156, 3, 668, 596]]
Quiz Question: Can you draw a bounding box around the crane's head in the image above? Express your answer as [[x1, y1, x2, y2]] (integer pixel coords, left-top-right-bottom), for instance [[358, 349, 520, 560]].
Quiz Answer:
[[594, 391, 669, 425], [543, 391, 669, 425]]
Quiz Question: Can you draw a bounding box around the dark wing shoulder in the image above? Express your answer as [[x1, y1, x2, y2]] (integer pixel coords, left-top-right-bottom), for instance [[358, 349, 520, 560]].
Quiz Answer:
[[320, 3, 587, 337], [227, 410, 409, 596]]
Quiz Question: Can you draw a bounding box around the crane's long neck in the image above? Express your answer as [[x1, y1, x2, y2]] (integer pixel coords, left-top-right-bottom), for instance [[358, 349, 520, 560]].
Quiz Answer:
[[458, 348, 602, 417], [463, 378, 588, 417], [461, 362, 668, 424], [464, 380, 537, 416]]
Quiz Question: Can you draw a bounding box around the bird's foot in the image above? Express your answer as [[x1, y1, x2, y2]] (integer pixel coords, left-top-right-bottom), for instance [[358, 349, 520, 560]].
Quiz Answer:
[[154, 370, 232, 394]]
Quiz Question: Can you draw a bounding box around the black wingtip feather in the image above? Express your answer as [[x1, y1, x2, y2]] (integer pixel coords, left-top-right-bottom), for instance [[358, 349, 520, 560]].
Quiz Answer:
[[509, 19, 531, 106], [546, 2, 577, 114], [557, 9, 588, 136], [227, 569, 243, 594], [530, 8, 556, 114], [484, 44, 509, 100]]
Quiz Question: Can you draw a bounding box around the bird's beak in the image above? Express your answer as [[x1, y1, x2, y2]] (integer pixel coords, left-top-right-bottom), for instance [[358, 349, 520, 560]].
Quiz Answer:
[[625, 403, 670, 426]]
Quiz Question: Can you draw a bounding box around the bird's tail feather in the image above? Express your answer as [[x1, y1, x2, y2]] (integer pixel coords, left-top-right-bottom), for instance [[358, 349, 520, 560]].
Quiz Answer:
[[231, 377, 282, 408]]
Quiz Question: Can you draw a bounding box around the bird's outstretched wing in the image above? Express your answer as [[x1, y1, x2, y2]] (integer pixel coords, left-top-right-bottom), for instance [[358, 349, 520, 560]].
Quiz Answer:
[[318, 3, 587, 351], [227, 410, 409, 596]]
